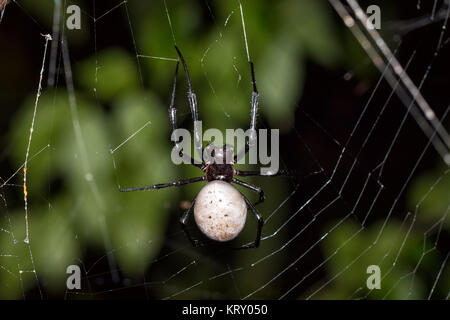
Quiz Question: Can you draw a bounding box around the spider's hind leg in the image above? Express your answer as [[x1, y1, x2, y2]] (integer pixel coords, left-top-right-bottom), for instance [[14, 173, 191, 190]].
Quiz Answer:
[[232, 178, 265, 207], [234, 194, 264, 250], [179, 198, 205, 247]]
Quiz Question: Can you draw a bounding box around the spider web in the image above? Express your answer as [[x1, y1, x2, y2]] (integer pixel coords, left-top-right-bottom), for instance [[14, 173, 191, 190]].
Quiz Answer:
[[0, 0, 449, 300]]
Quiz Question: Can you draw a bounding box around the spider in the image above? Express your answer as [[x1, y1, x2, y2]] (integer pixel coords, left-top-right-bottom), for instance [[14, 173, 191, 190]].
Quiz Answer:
[[120, 46, 295, 249]]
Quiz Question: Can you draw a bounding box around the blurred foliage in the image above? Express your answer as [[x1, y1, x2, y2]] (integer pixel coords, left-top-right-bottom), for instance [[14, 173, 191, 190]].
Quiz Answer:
[[407, 164, 450, 229], [0, 0, 448, 299], [319, 220, 437, 299]]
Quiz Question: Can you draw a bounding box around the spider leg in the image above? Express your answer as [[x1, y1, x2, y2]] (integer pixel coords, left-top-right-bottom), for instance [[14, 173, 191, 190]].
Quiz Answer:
[[235, 169, 323, 180], [235, 61, 259, 163], [232, 178, 265, 206], [238, 193, 264, 249], [174, 46, 203, 161], [180, 198, 205, 247], [119, 176, 205, 192], [168, 61, 202, 168]]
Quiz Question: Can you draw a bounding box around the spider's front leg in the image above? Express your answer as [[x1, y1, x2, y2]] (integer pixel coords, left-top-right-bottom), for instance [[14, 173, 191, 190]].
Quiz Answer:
[[235, 61, 259, 163], [174, 46, 204, 162], [167, 60, 202, 168]]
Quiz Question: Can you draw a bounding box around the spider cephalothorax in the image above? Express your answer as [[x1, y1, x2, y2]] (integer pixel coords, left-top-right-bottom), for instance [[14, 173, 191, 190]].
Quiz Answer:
[[120, 46, 295, 249], [203, 144, 235, 182]]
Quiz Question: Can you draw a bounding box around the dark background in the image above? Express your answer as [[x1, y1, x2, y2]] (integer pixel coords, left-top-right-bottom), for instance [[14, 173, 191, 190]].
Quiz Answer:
[[0, 0, 448, 299]]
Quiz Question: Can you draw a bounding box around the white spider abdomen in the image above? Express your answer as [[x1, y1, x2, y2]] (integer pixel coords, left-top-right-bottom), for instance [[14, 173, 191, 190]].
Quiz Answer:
[[194, 180, 247, 242]]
